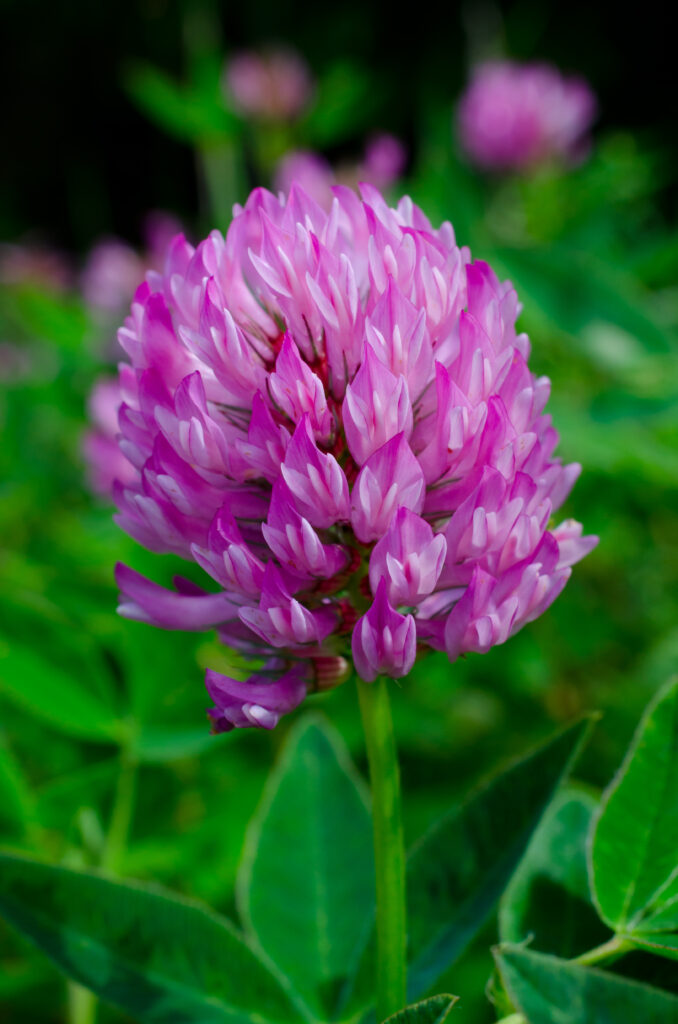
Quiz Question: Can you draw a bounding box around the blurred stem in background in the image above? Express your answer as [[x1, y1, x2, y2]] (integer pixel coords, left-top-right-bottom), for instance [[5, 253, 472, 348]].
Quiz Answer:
[[357, 677, 407, 1021], [197, 141, 244, 235], [67, 743, 138, 1024], [183, 0, 245, 231]]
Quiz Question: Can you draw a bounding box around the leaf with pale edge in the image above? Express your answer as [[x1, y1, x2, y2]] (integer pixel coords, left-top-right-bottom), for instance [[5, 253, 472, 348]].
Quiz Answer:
[[500, 788, 610, 958], [237, 715, 374, 1019], [590, 678, 678, 939], [384, 994, 457, 1024], [406, 717, 592, 998], [339, 717, 592, 1016], [496, 945, 678, 1024], [0, 851, 302, 1024]]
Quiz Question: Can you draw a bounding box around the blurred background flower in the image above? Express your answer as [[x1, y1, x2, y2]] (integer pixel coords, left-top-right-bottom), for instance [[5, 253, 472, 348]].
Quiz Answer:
[[456, 61, 596, 171], [224, 47, 314, 120]]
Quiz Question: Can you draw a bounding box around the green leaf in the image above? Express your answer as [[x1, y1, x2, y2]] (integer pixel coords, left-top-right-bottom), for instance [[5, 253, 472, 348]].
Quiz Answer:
[[134, 726, 229, 764], [628, 932, 678, 961], [301, 62, 379, 146], [123, 63, 237, 144], [0, 851, 301, 1024], [492, 245, 673, 356], [384, 994, 457, 1023], [0, 639, 121, 742], [0, 731, 36, 829], [237, 715, 374, 1018], [500, 788, 610, 958], [405, 717, 592, 998], [590, 678, 678, 933], [496, 945, 678, 1023], [634, 873, 678, 934]]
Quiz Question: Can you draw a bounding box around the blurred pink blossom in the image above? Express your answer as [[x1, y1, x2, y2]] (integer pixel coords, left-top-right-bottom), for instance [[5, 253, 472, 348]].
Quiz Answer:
[[81, 212, 182, 315], [274, 135, 407, 210], [225, 48, 314, 120], [457, 61, 596, 171], [274, 151, 335, 208], [362, 134, 407, 190], [82, 377, 137, 498], [0, 243, 71, 291]]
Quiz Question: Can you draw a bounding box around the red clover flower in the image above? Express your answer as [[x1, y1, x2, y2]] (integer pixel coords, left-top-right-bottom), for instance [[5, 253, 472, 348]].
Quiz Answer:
[[112, 183, 596, 731]]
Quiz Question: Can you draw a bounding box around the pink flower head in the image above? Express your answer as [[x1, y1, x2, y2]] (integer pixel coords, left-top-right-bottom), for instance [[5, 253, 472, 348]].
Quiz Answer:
[[457, 61, 597, 171], [112, 183, 596, 730], [82, 376, 138, 497], [225, 48, 314, 120]]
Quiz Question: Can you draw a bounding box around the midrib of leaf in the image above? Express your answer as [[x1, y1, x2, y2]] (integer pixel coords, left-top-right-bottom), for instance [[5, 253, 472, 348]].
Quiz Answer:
[[0, 896, 287, 1024], [234, 726, 325, 1024], [304, 742, 332, 983], [639, 869, 678, 929]]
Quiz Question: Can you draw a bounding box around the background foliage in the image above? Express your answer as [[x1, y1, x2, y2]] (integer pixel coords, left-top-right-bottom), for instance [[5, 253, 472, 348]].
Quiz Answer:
[[1, 1, 677, 1021]]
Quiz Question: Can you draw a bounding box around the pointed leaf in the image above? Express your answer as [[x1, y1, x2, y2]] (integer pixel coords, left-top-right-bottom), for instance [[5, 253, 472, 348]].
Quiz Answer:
[[384, 994, 457, 1024], [406, 717, 592, 998], [500, 788, 610, 958], [123, 62, 237, 143], [0, 640, 121, 742], [590, 678, 678, 932], [134, 726, 230, 764], [0, 731, 36, 829], [237, 715, 374, 1018], [0, 851, 302, 1024], [496, 945, 678, 1023]]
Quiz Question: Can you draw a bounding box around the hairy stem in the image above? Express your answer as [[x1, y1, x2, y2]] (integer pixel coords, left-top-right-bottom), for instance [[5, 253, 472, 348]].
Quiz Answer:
[[358, 677, 407, 1021]]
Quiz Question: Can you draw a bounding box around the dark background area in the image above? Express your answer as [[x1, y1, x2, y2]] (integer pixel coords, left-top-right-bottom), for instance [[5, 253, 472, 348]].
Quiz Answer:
[[2, 0, 676, 251]]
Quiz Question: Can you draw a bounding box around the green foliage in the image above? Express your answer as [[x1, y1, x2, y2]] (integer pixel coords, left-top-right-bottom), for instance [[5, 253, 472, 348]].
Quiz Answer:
[[0, 851, 301, 1024], [237, 716, 374, 1019], [0, 731, 35, 831], [0, 640, 122, 743], [499, 787, 609, 959], [124, 62, 239, 145], [301, 61, 380, 146], [590, 677, 678, 954], [496, 945, 678, 1023], [405, 718, 592, 998], [384, 994, 457, 1023]]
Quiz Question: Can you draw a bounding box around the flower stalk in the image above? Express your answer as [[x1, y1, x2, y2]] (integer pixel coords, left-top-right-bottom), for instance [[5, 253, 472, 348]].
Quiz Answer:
[[358, 676, 407, 1021]]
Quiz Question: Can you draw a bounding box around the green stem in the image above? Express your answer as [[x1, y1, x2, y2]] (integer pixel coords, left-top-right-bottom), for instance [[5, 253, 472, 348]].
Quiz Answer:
[[197, 141, 243, 235], [66, 749, 138, 1024], [357, 677, 407, 1022], [102, 748, 138, 875], [67, 984, 98, 1024], [573, 935, 633, 967]]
